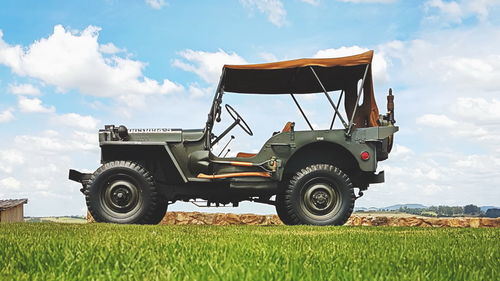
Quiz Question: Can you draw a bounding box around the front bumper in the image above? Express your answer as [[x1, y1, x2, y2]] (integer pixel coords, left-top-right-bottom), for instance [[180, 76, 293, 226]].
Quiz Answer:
[[68, 169, 92, 194]]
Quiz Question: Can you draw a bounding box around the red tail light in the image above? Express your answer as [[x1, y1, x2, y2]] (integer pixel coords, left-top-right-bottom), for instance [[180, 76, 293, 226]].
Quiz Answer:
[[360, 151, 370, 161]]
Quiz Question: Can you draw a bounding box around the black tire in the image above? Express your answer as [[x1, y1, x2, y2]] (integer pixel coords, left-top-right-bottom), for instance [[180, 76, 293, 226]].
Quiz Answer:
[[275, 183, 297, 225], [147, 201, 168, 224], [279, 164, 355, 226], [85, 161, 167, 224]]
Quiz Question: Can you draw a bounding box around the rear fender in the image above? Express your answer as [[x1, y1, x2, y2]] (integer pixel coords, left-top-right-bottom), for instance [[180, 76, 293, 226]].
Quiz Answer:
[[281, 141, 366, 180]]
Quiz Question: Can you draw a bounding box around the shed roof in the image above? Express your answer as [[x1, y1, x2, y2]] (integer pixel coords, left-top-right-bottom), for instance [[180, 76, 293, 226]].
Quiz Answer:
[[0, 199, 28, 211]]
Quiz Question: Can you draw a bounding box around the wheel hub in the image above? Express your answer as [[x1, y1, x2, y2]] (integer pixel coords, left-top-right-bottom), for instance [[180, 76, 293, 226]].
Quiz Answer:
[[311, 190, 329, 208], [103, 179, 140, 213], [301, 181, 340, 217], [112, 187, 131, 206]]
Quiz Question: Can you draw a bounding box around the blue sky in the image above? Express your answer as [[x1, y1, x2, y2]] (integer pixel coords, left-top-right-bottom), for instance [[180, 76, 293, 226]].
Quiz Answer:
[[1, 0, 499, 216]]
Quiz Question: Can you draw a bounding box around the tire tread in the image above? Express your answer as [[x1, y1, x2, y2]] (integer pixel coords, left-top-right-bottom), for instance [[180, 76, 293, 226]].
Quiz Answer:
[[278, 164, 355, 225], [86, 160, 165, 224]]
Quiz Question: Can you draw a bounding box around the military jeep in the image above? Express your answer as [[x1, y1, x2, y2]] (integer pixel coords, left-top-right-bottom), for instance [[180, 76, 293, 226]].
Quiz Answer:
[[69, 51, 397, 225]]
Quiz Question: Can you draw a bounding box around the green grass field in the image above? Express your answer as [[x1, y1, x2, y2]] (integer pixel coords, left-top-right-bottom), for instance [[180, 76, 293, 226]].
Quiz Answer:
[[0, 223, 498, 281]]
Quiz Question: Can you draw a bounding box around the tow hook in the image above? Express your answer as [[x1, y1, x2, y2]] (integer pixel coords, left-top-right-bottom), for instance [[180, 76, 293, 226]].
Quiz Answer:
[[355, 190, 364, 200]]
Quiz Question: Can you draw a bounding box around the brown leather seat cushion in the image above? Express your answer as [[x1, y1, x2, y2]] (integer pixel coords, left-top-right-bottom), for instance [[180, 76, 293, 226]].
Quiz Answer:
[[236, 152, 257, 158], [281, 121, 293, 132]]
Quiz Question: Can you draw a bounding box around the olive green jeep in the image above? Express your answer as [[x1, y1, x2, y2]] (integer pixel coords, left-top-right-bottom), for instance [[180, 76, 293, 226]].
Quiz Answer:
[[69, 51, 397, 225]]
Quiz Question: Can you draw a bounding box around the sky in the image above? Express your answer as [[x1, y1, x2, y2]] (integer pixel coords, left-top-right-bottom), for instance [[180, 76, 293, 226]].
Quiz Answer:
[[1, 0, 499, 216]]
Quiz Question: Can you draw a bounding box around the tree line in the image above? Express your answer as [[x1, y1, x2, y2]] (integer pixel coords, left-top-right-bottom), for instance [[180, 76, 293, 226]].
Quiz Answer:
[[396, 205, 500, 218]]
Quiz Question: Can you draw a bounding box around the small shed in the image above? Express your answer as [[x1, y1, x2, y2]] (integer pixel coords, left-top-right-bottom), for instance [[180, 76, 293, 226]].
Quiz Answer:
[[0, 199, 28, 223]]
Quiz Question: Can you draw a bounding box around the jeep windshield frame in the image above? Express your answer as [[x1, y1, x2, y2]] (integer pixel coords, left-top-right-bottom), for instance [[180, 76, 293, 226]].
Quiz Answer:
[[205, 51, 380, 148]]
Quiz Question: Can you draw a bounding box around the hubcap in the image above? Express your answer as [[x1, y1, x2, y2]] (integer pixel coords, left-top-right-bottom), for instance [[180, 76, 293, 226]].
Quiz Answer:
[[311, 190, 329, 208], [300, 179, 341, 220], [101, 176, 142, 215]]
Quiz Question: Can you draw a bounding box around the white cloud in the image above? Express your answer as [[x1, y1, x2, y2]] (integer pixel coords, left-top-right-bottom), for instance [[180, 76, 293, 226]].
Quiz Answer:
[[360, 149, 500, 207], [51, 113, 100, 131], [389, 144, 414, 161], [0, 109, 14, 123], [0, 149, 24, 173], [145, 0, 166, 10], [187, 84, 213, 98], [0, 25, 183, 103], [173, 49, 247, 84], [313, 46, 388, 82], [416, 97, 500, 145], [451, 97, 500, 124], [424, 0, 500, 24], [425, 0, 462, 24], [379, 24, 500, 149], [240, 0, 287, 27], [380, 26, 500, 95], [8, 83, 41, 95], [98, 43, 124, 54], [0, 177, 21, 190], [354, 21, 500, 208], [300, 0, 320, 5], [416, 114, 457, 128], [258, 52, 278, 62], [18, 96, 55, 113], [0, 128, 95, 215], [14, 130, 98, 154], [0, 150, 24, 166], [338, 0, 397, 3]]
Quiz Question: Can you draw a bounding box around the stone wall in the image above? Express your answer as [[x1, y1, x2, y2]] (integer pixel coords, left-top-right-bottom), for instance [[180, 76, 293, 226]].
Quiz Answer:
[[345, 215, 500, 228], [87, 211, 500, 227], [160, 211, 282, 225]]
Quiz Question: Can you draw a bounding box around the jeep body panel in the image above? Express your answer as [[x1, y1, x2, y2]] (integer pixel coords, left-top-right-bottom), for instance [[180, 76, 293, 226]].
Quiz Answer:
[[97, 125, 397, 185]]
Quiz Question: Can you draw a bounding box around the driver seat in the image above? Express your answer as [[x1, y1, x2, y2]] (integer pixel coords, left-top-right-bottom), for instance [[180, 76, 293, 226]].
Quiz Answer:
[[236, 122, 294, 158]]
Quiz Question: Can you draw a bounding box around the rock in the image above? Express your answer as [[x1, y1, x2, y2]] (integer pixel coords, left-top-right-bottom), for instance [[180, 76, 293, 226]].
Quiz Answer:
[[469, 218, 481, 228], [86, 211, 95, 223], [481, 218, 500, 227], [371, 216, 389, 226]]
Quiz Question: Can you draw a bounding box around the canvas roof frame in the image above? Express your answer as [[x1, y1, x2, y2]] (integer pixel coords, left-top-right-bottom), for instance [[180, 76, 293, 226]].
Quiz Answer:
[[207, 64, 371, 135], [207, 51, 378, 142]]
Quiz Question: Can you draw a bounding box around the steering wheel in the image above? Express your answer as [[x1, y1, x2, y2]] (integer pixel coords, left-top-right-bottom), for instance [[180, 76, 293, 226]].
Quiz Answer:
[[225, 104, 253, 136]]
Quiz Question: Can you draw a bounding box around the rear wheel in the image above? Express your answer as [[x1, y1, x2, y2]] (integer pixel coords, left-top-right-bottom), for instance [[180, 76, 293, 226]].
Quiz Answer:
[[85, 161, 166, 224], [277, 164, 355, 225]]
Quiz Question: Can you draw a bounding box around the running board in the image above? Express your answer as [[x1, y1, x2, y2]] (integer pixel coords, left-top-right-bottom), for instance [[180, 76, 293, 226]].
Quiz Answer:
[[197, 172, 271, 179]]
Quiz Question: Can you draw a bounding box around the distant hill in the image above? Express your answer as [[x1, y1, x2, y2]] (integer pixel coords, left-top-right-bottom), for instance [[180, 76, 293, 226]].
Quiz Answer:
[[355, 204, 427, 212], [480, 206, 500, 212], [354, 207, 379, 212], [355, 204, 499, 213], [25, 216, 86, 223], [380, 204, 427, 211]]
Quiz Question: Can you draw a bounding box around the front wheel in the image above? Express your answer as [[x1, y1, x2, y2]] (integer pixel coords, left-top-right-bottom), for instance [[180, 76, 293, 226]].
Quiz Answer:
[[85, 161, 166, 224], [276, 164, 355, 225]]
